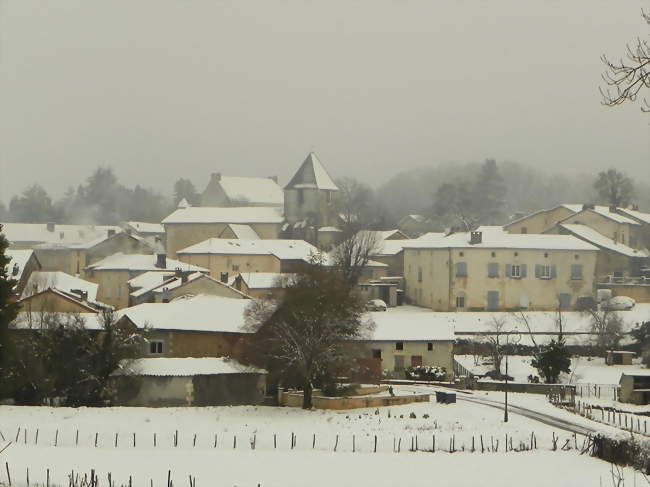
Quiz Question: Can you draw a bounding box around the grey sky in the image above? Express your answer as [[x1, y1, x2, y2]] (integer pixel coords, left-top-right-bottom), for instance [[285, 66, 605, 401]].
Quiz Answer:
[[0, 0, 648, 203]]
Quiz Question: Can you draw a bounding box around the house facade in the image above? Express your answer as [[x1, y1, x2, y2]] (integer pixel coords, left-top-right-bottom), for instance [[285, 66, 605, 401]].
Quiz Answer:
[[504, 204, 582, 235], [403, 231, 598, 311]]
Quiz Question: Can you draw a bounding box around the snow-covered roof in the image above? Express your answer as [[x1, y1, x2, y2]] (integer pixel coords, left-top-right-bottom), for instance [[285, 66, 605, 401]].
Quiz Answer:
[[219, 176, 284, 206], [113, 357, 265, 377], [125, 221, 165, 234], [162, 206, 284, 225], [559, 224, 649, 258], [618, 208, 650, 225], [129, 271, 244, 299], [4, 249, 35, 281], [318, 226, 342, 232], [86, 253, 207, 272], [236, 272, 297, 289], [581, 206, 640, 225], [12, 312, 104, 330], [178, 238, 319, 262], [178, 239, 272, 256], [120, 295, 251, 333], [362, 307, 455, 342], [505, 204, 583, 228], [372, 239, 417, 256], [21, 271, 98, 301], [285, 152, 338, 191], [400, 214, 427, 224], [227, 224, 261, 240], [561, 204, 585, 213], [0, 223, 122, 246], [405, 231, 598, 251]]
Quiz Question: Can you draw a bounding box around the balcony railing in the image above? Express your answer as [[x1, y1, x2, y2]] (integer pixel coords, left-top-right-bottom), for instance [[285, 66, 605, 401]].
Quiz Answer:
[[597, 275, 650, 285]]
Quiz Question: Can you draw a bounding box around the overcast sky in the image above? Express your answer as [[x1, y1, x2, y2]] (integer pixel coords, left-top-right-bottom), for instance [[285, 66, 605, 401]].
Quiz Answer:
[[0, 0, 648, 202]]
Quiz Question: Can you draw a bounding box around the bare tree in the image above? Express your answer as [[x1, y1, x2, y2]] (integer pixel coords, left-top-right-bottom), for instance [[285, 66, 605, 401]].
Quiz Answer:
[[242, 265, 372, 408], [600, 9, 650, 112], [331, 230, 380, 286], [486, 316, 507, 375], [585, 308, 624, 356], [512, 310, 539, 354]]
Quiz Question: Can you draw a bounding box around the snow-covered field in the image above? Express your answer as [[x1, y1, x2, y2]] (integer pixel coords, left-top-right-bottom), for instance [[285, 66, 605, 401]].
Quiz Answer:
[[456, 354, 649, 386], [0, 387, 641, 487]]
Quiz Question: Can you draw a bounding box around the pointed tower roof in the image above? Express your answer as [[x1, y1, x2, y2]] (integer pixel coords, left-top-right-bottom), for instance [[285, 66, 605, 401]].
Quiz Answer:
[[284, 152, 338, 191]]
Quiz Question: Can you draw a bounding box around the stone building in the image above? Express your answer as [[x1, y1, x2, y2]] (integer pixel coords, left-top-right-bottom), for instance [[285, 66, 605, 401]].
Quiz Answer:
[[200, 173, 283, 207]]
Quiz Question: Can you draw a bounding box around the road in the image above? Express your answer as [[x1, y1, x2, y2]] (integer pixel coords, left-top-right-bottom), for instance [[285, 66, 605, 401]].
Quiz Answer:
[[399, 384, 599, 436]]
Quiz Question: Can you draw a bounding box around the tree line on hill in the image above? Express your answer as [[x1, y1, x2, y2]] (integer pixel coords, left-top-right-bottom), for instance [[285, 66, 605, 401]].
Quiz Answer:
[[0, 161, 645, 229]]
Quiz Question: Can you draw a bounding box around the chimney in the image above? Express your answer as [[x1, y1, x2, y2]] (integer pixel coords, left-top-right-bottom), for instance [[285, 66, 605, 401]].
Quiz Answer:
[[582, 203, 595, 210], [268, 175, 278, 184], [220, 272, 229, 283], [609, 205, 617, 213], [181, 272, 189, 284], [633, 204, 639, 211], [46, 222, 55, 232], [107, 229, 116, 238], [469, 231, 482, 245], [211, 172, 222, 182], [12, 263, 19, 276], [175, 267, 183, 278], [70, 289, 88, 301], [156, 253, 167, 269]]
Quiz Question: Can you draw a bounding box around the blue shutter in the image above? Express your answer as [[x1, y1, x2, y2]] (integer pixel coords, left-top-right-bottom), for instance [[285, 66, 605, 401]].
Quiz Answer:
[[456, 262, 468, 277], [521, 264, 527, 278], [487, 291, 499, 311], [505, 264, 512, 278], [550, 265, 557, 279], [535, 264, 542, 278], [488, 262, 499, 278], [571, 264, 583, 280]]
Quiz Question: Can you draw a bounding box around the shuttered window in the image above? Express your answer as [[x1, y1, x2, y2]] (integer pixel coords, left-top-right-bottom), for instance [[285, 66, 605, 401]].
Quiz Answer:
[[455, 262, 468, 277], [571, 264, 583, 280], [488, 262, 499, 278]]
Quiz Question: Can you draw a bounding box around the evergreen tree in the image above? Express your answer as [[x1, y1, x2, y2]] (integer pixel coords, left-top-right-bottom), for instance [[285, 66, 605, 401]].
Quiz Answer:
[[593, 169, 634, 207], [531, 338, 571, 384], [173, 178, 200, 206], [8, 185, 57, 222], [0, 225, 19, 396], [473, 159, 506, 224]]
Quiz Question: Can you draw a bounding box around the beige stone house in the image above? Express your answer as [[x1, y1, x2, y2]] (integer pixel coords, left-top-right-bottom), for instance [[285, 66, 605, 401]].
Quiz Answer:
[[21, 270, 100, 301], [119, 295, 251, 359], [0, 222, 122, 249], [129, 270, 248, 305], [200, 173, 283, 207], [555, 206, 644, 251], [556, 223, 649, 279], [403, 230, 598, 311], [18, 288, 100, 314], [176, 238, 319, 282], [504, 204, 583, 235], [85, 253, 207, 309], [35, 230, 153, 277], [357, 307, 455, 377], [162, 206, 284, 257], [231, 272, 295, 299]]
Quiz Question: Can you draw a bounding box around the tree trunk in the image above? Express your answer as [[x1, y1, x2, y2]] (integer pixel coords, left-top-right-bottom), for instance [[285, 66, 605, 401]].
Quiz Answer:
[[302, 381, 313, 409]]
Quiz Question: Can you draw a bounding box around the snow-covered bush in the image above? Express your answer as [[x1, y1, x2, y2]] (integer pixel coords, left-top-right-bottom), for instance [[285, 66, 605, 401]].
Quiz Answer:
[[404, 365, 447, 381]]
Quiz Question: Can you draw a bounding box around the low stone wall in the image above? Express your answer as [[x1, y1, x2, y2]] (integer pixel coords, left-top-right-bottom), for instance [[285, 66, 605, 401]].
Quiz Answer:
[[475, 381, 575, 395], [278, 389, 429, 410]]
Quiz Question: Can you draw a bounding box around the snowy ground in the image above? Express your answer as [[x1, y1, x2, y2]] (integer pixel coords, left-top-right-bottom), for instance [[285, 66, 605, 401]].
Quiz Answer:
[[456, 354, 649, 386], [0, 387, 642, 487]]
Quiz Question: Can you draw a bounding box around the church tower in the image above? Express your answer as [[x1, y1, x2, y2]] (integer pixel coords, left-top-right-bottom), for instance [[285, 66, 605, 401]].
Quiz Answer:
[[283, 152, 339, 243]]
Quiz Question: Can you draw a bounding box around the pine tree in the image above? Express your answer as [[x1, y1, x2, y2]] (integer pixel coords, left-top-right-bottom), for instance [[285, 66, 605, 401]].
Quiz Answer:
[[0, 224, 19, 389], [531, 338, 571, 384]]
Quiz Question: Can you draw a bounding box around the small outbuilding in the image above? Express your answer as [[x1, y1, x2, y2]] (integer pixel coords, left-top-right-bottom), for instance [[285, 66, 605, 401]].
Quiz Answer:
[[110, 357, 267, 407], [606, 350, 636, 366], [619, 372, 650, 404]]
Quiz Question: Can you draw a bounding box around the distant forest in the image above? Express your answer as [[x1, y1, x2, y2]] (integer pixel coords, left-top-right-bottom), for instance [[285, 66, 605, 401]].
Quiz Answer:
[[0, 161, 647, 230]]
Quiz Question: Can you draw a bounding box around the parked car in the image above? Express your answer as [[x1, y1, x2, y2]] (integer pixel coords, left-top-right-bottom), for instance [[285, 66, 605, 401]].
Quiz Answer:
[[366, 299, 387, 311], [603, 296, 636, 311]]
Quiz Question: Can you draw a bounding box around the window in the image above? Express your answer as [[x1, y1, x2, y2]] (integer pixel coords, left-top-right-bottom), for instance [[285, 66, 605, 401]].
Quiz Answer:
[[514, 252, 518, 257], [427, 342, 433, 351], [149, 341, 164, 355], [507, 264, 527, 278], [544, 252, 548, 258], [455, 262, 468, 277], [411, 355, 423, 367], [372, 349, 382, 359], [613, 231, 618, 243], [539, 264, 551, 279], [491, 251, 496, 258], [521, 227, 528, 234], [571, 264, 583, 280], [298, 189, 304, 205], [459, 251, 464, 257], [455, 296, 465, 308], [395, 342, 404, 351], [418, 267, 423, 283], [232, 264, 240, 272], [488, 262, 499, 278]]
